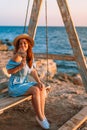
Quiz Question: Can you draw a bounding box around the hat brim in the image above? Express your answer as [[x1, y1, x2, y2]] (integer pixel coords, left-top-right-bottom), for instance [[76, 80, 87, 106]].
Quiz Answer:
[[13, 34, 34, 47]]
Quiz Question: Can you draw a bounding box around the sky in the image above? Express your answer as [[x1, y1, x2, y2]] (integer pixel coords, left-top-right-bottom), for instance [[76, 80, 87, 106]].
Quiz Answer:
[[0, 0, 87, 26]]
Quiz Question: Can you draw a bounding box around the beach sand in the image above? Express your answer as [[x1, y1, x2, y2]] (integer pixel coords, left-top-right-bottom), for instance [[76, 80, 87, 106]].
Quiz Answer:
[[0, 51, 87, 130]]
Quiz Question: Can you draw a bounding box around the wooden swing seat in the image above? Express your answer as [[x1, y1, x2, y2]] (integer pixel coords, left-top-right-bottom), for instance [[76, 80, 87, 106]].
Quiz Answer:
[[0, 81, 50, 114]]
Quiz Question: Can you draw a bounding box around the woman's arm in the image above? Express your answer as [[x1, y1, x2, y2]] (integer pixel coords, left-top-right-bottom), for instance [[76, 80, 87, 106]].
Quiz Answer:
[[31, 68, 40, 83], [7, 47, 27, 75], [7, 63, 23, 74], [31, 68, 44, 90], [7, 58, 26, 74]]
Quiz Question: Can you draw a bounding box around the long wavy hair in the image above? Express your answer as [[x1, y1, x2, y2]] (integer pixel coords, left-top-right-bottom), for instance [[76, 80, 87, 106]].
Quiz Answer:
[[13, 39, 34, 68]]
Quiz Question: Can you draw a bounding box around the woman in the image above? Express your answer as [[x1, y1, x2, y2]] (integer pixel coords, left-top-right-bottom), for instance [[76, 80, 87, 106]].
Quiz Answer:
[[6, 34, 50, 129]]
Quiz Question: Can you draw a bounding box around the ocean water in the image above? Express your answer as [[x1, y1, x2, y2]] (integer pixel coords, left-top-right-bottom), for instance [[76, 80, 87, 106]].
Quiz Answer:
[[0, 26, 87, 75]]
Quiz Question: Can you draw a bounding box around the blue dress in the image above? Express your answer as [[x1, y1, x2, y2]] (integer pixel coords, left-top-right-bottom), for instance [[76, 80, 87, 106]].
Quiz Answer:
[[6, 59, 37, 97]]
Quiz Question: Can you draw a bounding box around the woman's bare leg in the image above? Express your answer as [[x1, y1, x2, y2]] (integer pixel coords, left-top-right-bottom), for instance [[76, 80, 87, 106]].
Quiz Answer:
[[39, 86, 46, 118], [24, 86, 44, 120]]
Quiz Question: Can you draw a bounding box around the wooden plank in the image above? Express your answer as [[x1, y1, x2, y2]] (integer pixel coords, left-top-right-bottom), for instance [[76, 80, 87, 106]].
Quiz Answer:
[[0, 88, 8, 96], [28, 0, 43, 39], [0, 96, 11, 104], [35, 53, 75, 61], [0, 96, 32, 114], [0, 96, 32, 108], [58, 107, 87, 130], [0, 92, 8, 98], [0, 82, 8, 90], [56, 0, 87, 91], [0, 86, 50, 114]]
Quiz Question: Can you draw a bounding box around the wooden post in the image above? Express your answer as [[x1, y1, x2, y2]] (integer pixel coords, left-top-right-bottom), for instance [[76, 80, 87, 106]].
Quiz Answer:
[[28, 0, 43, 39], [56, 0, 87, 91], [58, 107, 87, 130]]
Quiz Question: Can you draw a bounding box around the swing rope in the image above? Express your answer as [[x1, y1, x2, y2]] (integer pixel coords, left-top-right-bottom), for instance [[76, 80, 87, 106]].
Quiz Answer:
[[45, 0, 49, 85], [23, 0, 50, 87], [23, 0, 30, 33]]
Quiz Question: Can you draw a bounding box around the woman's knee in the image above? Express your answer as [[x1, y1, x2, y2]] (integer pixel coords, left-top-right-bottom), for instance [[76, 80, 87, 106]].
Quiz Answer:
[[33, 86, 40, 95]]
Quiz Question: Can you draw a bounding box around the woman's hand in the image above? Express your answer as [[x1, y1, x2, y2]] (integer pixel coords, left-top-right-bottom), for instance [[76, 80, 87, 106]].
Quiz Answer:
[[37, 81, 44, 90]]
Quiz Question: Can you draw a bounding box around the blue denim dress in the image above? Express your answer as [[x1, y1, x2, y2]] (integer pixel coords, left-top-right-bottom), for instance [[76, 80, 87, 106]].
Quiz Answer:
[[6, 59, 37, 97]]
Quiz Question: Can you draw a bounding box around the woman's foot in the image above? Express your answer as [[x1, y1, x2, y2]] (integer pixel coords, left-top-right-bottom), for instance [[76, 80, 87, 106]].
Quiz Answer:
[[36, 116, 50, 129]]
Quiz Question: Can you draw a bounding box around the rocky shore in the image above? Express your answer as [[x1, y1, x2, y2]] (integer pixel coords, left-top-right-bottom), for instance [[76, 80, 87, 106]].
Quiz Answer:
[[0, 51, 87, 130], [0, 39, 12, 51]]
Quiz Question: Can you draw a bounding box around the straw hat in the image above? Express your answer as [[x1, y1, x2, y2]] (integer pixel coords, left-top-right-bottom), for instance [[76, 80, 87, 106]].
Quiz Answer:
[[13, 34, 34, 47]]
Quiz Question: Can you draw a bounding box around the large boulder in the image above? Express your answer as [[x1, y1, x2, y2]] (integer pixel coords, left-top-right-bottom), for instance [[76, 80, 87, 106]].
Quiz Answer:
[[36, 59, 57, 80]]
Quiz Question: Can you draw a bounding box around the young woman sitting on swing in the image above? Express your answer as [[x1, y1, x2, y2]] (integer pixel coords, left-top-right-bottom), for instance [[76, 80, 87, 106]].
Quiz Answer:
[[6, 34, 50, 129]]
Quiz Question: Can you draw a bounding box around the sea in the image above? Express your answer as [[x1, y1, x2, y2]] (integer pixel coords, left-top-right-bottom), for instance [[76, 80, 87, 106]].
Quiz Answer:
[[0, 26, 87, 75]]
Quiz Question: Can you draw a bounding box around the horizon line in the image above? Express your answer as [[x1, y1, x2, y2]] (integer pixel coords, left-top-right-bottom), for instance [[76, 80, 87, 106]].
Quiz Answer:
[[0, 25, 87, 27]]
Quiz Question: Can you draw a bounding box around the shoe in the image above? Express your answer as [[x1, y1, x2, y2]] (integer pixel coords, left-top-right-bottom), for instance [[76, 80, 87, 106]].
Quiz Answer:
[[36, 116, 50, 129]]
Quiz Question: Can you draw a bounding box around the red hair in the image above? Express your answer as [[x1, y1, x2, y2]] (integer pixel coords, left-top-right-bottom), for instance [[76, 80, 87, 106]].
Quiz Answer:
[[14, 39, 34, 68], [27, 42, 34, 68]]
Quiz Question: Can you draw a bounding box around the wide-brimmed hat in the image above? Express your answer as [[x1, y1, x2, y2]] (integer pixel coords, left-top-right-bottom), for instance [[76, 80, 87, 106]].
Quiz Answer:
[[13, 34, 34, 47]]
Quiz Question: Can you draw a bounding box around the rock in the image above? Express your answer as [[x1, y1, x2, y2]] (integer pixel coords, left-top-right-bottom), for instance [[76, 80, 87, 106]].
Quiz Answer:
[[7, 42, 12, 46], [36, 59, 57, 80], [0, 40, 8, 50], [0, 44, 8, 51], [72, 74, 83, 85], [55, 73, 70, 82], [2, 39, 12, 46], [5, 39, 9, 42]]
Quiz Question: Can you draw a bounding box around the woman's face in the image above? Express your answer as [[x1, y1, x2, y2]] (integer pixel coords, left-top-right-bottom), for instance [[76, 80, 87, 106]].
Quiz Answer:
[[19, 39, 29, 52]]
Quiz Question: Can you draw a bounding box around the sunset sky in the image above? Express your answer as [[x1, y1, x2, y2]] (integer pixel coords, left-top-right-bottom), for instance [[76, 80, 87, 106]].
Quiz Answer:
[[0, 0, 87, 26]]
